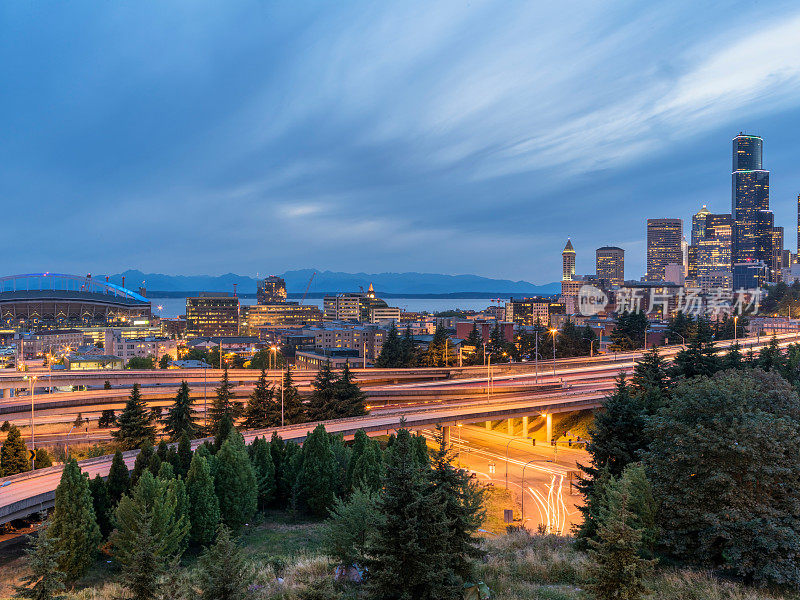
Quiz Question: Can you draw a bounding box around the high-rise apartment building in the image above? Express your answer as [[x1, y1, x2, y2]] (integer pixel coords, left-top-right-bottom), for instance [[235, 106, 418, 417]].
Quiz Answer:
[[646, 218, 683, 281], [731, 133, 773, 284], [256, 276, 287, 304], [595, 246, 624, 287], [185, 293, 240, 338], [562, 239, 576, 281], [772, 226, 784, 280]]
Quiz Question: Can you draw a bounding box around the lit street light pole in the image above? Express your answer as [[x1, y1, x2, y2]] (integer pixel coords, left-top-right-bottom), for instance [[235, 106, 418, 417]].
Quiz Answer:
[[23, 375, 37, 468], [549, 328, 557, 377]]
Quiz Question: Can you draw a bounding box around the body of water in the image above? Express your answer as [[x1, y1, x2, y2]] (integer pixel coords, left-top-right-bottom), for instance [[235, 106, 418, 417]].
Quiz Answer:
[[150, 296, 498, 319]]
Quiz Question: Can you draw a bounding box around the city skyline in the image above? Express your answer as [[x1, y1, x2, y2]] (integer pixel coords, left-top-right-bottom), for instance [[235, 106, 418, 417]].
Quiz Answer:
[[4, 2, 800, 283]]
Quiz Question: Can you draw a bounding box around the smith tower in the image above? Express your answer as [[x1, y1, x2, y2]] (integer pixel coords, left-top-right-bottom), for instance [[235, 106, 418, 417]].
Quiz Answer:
[[562, 239, 576, 281], [731, 134, 771, 273]]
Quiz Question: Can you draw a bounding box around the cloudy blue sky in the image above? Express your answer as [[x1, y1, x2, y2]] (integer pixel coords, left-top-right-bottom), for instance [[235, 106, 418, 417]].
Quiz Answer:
[[3, 1, 800, 285]]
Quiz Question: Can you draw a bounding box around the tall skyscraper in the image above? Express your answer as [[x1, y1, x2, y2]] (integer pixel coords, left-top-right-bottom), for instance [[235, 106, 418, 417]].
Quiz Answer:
[[647, 218, 683, 281], [772, 226, 784, 279], [731, 133, 772, 283], [562, 239, 576, 281], [595, 246, 624, 287]]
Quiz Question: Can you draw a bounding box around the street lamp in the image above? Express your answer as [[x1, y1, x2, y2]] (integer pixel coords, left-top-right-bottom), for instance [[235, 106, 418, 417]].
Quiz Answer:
[[22, 374, 38, 469], [486, 352, 494, 401], [671, 333, 685, 346], [734, 315, 739, 344], [583, 337, 598, 358], [549, 328, 557, 377], [270, 345, 277, 370]]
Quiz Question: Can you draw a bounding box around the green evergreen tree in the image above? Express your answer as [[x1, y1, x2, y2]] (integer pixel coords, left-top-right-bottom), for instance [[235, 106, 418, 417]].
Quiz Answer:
[[33, 448, 52, 470], [186, 454, 220, 546], [757, 335, 784, 371], [367, 429, 454, 600], [576, 375, 647, 544], [347, 429, 370, 491], [350, 439, 383, 493], [721, 342, 745, 370], [175, 432, 193, 478], [112, 384, 156, 450], [332, 362, 368, 418], [464, 323, 483, 365], [307, 360, 338, 421], [323, 486, 382, 567], [49, 459, 101, 582], [296, 424, 338, 517], [249, 437, 276, 510], [111, 470, 188, 599], [644, 369, 800, 586], [196, 525, 252, 600], [423, 324, 451, 367], [429, 426, 486, 581], [269, 433, 288, 506], [162, 381, 199, 441], [586, 471, 655, 600], [671, 319, 720, 379], [401, 325, 416, 367], [1, 425, 31, 476], [207, 367, 242, 435], [89, 475, 113, 539], [630, 347, 670, 413], [241, 369, 274, 429], [279, 367, 305, 425], [131, 442, 154, 488], [375, 321, 403, 368], [213, 414, 236, 452], [214, 436, 258, 532], [13, 519, 66, 600]]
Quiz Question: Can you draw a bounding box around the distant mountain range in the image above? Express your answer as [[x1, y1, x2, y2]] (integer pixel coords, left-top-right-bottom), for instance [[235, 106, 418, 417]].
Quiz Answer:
[[108, 269, 560, 297]]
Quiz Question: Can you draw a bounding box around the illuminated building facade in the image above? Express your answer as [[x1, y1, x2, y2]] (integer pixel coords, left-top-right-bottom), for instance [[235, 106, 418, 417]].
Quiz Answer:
[[240, 302, 322, 334], [646, 218, 683, 281], [731, 134, 775, 284], [595, 246, 624, 288], [256, 276, 287, 304], [562, 239, 576, 281], [505, 298, 565, 326], [185, 293, 239, 338]]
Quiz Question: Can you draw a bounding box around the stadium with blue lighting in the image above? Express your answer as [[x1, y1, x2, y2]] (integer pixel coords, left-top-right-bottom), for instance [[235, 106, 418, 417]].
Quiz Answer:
[[0, 273, 151, 328]]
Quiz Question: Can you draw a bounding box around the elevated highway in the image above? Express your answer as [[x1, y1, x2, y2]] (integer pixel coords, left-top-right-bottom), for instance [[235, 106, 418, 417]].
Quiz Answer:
[[2, 331, 799, 524]]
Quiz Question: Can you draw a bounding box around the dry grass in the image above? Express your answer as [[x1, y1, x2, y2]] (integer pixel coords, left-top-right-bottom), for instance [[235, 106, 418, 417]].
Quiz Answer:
[[5, 518, 800, 600]]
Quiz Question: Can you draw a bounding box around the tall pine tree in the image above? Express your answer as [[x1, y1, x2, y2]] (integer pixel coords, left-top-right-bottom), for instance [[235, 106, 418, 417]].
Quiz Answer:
[[241, 369, 274, 428], [1, 425, 31, 476], [107, 450, 131, 505], [49, 459, 101, 582], [13, 519, 66, 600], [196, 525, 252, 600], [367, 428, 454, 600], [375, 322, 403, 368], [186, 454, 220, 546], [307, 360, 338, 421], [296, 424, 337, 517], [112, 384, 156, 450], [332, 362, 368, 418], [207, 367, 242, 436], [162, 381, 199, 441], [214, 434, 257, 533], [278, 367, 306, 425]]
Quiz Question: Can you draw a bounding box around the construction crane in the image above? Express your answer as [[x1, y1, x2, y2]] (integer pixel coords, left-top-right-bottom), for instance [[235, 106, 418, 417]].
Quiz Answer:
[[301, 271, 316, 304]]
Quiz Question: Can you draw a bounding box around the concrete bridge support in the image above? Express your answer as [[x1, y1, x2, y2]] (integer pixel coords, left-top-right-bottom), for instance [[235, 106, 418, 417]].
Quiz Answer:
[[442, 425, 451, 446], [545, 413, 553, 443], [485, 421, 492, 430], [522, 416, 529, 438], [2, 388, 10, 399], [507, 418, 514, 435]]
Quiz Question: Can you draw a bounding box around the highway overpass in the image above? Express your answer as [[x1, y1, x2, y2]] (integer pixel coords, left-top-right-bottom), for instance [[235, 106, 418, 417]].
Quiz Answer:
[[2, 331, 799, 524]]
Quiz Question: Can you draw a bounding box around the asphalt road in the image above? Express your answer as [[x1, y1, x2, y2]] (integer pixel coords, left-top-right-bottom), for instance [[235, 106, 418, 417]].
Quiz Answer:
[[423, 425, 587, 534]]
